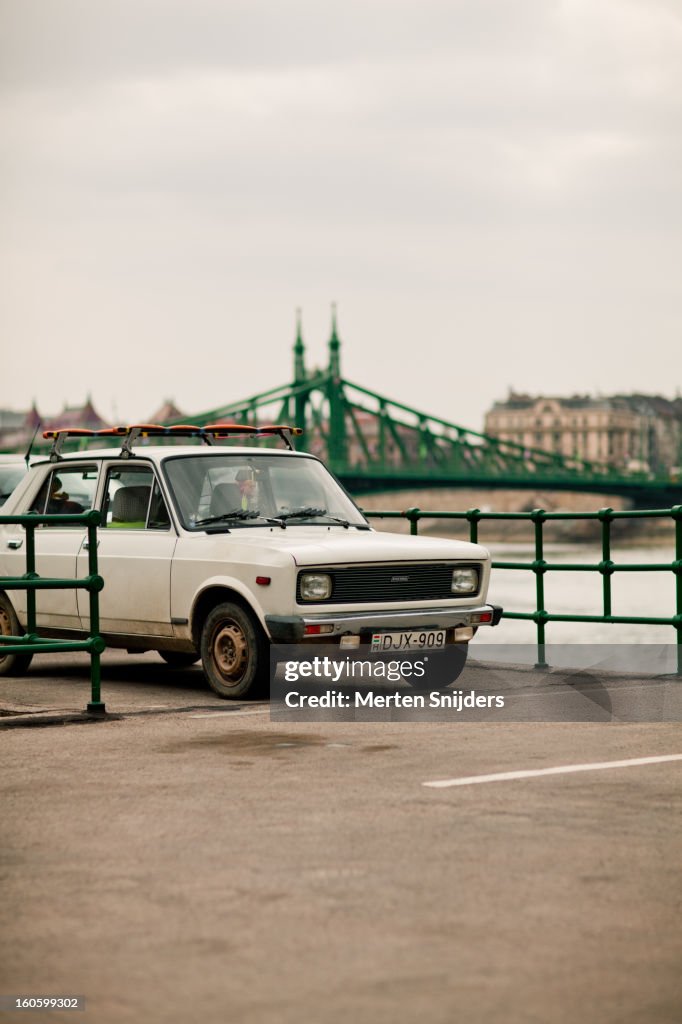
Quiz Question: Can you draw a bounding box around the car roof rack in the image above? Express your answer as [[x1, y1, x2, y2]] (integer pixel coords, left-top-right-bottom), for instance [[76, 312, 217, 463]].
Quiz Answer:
[[43, 423, 304, 460]]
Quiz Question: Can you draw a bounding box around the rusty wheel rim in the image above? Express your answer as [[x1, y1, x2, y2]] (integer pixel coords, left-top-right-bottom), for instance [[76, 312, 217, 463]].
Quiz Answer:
[[212, 620, 248, 686]]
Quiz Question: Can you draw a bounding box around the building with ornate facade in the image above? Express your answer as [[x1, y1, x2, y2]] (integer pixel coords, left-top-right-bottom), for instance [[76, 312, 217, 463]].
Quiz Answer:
[[484, 392, 682, 474]]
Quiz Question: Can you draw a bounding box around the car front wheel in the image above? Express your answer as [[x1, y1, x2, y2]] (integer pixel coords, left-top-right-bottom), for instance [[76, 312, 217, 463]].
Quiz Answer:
[[0, 593, 33, 677], [200, 602, 267, 699]]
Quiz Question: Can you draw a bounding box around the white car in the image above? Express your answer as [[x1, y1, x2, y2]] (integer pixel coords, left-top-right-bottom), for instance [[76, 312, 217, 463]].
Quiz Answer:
[[0, 425, 501, 698]]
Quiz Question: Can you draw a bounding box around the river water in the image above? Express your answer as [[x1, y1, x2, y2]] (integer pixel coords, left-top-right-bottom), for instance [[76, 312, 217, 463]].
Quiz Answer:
[[481, 542, 677, 645]]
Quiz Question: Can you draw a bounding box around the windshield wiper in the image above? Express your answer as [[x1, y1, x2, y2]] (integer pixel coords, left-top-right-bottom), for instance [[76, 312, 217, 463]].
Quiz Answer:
[[195, 509, 285, 529], [274, 507, 350, 528], [195, 509, 255, 527]]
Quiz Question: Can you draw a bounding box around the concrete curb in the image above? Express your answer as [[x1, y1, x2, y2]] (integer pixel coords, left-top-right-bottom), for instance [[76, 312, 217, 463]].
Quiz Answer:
[[0, 711, 123, 729]]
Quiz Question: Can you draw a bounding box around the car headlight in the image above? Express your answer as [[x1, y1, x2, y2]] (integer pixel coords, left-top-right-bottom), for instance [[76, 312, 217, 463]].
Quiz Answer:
[[299, 573, 332, 601], [451, 567, 479, 594]]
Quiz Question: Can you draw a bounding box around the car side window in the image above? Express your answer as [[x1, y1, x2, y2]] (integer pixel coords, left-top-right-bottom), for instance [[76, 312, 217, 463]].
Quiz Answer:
[[29, 465, 99, 526], [103, 466, 170, 531]]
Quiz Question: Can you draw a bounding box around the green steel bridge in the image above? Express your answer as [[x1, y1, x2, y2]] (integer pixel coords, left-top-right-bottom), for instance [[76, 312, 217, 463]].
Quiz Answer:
[[14, 310, 679, 507], [176, 310, 680, 507]]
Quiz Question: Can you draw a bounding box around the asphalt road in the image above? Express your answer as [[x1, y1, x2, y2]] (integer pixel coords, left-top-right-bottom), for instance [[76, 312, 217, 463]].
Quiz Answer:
[[1, 652, 681, 1023]]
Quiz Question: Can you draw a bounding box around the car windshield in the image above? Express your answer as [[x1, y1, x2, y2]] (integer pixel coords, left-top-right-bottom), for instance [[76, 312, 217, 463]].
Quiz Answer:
[[0, 465, 26, 506], [163, 453, 368, 530]]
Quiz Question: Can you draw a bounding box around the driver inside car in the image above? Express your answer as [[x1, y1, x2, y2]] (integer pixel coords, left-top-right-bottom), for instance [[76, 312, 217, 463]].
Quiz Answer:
[[235, 467, 259, 511], [32, 475, 84, 515]]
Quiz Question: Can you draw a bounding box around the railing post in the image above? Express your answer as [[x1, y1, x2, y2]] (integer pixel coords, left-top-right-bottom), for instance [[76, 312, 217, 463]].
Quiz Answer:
[[24, 521, 38, 640], [531, 508, 548, 669], [598, 508, 615, 619], [405, 508, 420, 535], [673, 505, 682, 676], [85, 510, 105, 715], [466, 508, 481, 544]]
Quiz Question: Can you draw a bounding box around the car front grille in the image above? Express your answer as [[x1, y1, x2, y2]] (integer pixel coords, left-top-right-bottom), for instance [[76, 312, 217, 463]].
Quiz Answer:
[[297, 562, 481, 605]]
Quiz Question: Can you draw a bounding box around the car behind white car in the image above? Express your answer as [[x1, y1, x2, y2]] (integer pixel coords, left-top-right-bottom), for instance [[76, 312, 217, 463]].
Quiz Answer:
[[0, 455, 30, 508]]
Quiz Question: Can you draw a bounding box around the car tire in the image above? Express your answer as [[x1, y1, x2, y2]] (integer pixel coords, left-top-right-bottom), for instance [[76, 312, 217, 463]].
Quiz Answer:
[[0, 593, 33, 677], [158, 650, 200, 669], [404, 643, 469, 690], [200, 601, 267, 699]]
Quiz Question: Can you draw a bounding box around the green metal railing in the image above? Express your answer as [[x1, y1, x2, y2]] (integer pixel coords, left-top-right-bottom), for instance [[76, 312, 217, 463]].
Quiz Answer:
[[364, 505, 682, 674], [0, 510, 106, 713]]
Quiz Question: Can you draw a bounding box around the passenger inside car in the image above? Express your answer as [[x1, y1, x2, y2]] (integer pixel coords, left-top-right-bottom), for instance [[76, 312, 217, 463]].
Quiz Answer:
[[32, 474, 85, 516]]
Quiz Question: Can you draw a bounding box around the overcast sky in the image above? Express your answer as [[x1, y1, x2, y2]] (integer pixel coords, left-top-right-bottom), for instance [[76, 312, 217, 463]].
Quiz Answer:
[[1, 0, 680, 432]]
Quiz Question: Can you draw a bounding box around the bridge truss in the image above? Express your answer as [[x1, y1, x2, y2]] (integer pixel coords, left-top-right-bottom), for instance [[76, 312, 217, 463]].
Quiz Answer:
[[180, 310, 679, 505]]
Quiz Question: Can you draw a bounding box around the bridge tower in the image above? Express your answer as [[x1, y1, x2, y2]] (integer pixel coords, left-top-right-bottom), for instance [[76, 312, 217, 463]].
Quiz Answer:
[[326, 303, 347, 469], [292, 308, 308, 431]]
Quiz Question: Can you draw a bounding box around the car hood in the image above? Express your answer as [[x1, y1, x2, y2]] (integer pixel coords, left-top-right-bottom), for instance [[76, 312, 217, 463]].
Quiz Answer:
[[204, 526, 489, 566]]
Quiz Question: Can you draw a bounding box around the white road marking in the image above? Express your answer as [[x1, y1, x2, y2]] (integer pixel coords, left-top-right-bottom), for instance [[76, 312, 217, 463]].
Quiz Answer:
[[423, 753, 682, 789]]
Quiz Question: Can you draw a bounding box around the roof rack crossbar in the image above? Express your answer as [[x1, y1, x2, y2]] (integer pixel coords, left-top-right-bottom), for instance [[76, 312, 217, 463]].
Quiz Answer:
[[203, 423, 303, 450], [41, 423, 303, 459]]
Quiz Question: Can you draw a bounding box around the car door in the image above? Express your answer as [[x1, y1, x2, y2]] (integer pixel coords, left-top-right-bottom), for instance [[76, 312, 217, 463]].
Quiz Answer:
[[76, 462, 177, 636], [2, 463, 100, 630]]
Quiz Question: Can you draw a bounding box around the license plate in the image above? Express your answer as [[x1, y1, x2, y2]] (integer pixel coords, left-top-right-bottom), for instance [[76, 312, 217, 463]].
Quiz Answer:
[[370, 629, 447, 652]]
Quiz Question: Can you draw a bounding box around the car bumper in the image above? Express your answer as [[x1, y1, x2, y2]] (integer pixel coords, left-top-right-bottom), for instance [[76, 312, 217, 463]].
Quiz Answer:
[[265, 604, 503, 643]]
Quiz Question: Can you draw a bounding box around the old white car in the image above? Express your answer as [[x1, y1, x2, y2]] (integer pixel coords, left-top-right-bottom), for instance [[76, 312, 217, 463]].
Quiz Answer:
[[0, 425, 501, 698]]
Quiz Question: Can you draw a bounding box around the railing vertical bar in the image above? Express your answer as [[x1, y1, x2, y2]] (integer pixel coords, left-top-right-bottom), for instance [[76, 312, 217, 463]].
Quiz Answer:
[[467, 508, 480, 544], [406, 508, 420, 536], [532, 509, 547, 669], [86, 514, 104, 713], [24, 522, 37, 638], [600, 508, 613, 618], [674, 506, 682, 676]]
